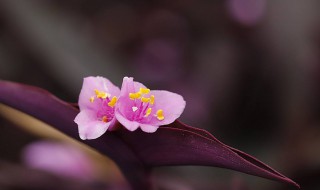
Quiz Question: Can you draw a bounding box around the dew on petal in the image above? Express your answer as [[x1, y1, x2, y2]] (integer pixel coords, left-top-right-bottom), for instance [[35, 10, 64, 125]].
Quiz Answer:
[[132, 106, 138, 112]]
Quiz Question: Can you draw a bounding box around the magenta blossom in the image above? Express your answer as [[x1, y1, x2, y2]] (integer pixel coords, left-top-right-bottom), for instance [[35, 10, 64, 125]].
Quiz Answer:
[[74, 76, 120, 140], [115, 77, 186, 133]]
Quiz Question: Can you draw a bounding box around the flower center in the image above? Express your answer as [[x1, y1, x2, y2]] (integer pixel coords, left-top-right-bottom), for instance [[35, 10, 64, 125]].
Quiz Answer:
[[90, 89, 118, 123], [128, 88, 164, 121]]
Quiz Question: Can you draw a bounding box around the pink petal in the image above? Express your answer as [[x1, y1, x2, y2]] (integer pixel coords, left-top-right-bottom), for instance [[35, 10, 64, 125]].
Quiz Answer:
[[117, 77, 136, 117], [74, 109, 111, 140], [119, 77, 147, 97], [148, 90, 186, 126], [134, 81, 147, 90], [116, 77, 186, 131], [74, 109, 95, 124], [117, 77, 147, 120], [140, 124, 159, 133], [78, 76, 120, 111], [115, 111, 140, 131]]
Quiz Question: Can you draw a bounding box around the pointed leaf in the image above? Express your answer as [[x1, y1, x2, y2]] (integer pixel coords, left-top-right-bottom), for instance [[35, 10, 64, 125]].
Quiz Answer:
[[116, 121, 299, 188], [0, 80, 299, 189], [0, 80, 150, 190]]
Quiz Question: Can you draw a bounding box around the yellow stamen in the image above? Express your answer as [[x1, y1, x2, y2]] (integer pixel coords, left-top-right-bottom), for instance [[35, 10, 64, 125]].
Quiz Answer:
[[150, 95, 155, 105], [108, 96, 117, 107], [129, 93, 135, 99], [95, 89, 110, 99], [102, 116, 108, 123], [145, 108, 152, 117], [156, 109, 165, 120], [141, 97, 150, 103], [129, 92, 141, 100], [89, 96, 95, 103], [139, 88, 150, 94]]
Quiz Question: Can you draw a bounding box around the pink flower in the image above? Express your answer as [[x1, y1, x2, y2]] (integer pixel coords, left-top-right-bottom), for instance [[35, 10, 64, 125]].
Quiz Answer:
[[115, 77, 186, 133], [74, 76, 120, 140]]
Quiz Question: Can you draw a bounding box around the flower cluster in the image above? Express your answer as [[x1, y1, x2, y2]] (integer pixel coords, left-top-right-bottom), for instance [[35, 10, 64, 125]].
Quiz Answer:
[[74, 76, 186, 140]]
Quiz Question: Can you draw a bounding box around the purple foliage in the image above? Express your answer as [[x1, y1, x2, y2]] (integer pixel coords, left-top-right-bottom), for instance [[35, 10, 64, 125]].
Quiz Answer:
[[0, 80, 299, 189]]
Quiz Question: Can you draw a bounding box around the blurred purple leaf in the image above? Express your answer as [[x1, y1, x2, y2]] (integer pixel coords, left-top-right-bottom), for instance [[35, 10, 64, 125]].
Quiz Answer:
[[0, 160, 108, 190], [0, 80, 149, 190], [22, 141, 95, 181], [0, 80, 299, 189]]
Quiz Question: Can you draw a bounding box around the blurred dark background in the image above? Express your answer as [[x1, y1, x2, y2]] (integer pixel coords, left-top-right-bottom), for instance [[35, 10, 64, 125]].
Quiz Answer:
[[1, 0, 320, 189]]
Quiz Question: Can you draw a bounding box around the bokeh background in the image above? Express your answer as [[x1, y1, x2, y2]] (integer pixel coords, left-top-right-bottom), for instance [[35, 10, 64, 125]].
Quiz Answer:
[[1, 0, 320, 189]]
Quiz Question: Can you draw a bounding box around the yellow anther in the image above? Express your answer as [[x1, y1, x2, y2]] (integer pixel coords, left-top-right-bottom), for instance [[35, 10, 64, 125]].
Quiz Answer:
[[108, 96, 117, 107], [90, 96, 95, 103], [141, 97, 150, 103], [129, 93, 135, 99], [102, 116, 108, 123], [129, 92, 141, 100], [95, 89, 110, 99], [139, 88, 150, 94], [150, 95, 155, 105], [145, 108, 152, 117], [156, 109, 165, 121]]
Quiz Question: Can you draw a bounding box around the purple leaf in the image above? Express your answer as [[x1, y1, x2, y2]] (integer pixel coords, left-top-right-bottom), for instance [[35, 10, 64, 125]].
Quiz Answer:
[[0, 80, 299, 189], [116, 121, 299, 188], [0, 80, 150, 190]]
